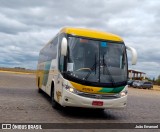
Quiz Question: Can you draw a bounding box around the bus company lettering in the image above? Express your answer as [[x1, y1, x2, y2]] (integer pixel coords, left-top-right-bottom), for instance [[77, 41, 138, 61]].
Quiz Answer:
[[82, 87, 93, 92]]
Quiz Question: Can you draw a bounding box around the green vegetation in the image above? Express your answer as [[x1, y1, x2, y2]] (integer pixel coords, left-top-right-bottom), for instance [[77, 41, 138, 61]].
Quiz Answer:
[[156, 75, 160, 85]]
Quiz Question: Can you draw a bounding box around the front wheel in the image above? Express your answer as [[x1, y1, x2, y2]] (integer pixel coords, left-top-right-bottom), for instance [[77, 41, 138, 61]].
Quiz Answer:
[[51, 88, 61, 109]]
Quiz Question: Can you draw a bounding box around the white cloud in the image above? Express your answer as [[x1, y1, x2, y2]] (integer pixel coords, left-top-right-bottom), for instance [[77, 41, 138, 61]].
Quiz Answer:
[[0, 0, 159, 78]]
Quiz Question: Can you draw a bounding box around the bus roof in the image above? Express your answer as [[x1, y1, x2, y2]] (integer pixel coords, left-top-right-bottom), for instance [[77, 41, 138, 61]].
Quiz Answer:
[[60, 27, 123, 42]]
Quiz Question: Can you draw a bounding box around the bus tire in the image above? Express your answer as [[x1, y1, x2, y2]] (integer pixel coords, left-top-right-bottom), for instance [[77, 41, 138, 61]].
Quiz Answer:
[[51, 83, 60, 109], [38, 77, 42, 93], [38, 88, 42, 93], [95, 108, 105, 112]]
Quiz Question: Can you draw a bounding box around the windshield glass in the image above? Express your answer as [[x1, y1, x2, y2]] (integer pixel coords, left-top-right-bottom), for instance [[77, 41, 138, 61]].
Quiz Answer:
[[66, 36, 127, 85]]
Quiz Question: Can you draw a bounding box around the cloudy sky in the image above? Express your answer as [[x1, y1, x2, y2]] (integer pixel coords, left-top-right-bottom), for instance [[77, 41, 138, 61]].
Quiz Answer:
[[0, 0, 159, 78]]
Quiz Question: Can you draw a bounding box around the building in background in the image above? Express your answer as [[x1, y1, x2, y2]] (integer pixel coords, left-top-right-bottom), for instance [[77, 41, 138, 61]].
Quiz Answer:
[[128, 70, 146, 80]]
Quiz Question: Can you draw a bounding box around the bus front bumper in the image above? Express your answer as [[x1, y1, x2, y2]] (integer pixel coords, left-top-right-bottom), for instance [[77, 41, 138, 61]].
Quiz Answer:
[[61, 89, 127, 109]]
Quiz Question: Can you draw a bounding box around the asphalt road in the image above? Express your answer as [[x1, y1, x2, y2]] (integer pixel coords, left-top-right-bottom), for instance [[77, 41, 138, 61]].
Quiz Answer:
[[0, 72, 160, 129]]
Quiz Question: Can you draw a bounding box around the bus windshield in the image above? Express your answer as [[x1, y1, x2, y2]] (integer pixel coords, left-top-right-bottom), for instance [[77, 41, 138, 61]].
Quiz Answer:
[[66, 36, 127, 85]]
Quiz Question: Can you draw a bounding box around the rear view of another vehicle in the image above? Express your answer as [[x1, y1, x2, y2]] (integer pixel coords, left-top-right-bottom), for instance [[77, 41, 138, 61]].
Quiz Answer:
[[132, 80, 141, 88], [141, 82, 153, 89]]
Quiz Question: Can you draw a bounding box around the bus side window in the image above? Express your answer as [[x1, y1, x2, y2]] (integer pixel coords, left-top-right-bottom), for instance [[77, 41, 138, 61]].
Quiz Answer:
[[50, 36, 58, 60]]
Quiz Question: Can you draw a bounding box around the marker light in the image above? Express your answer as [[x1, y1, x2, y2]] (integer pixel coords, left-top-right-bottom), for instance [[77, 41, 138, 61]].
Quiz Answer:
[[120, 91, 126, 97], [120, 90, 128, 97], [69, 88, 74, 92], [63, 84, 78, 94]]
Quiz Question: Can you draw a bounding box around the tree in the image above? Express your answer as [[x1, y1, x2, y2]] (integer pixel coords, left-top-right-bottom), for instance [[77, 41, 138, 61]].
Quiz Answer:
[[156, 75, 160, 85], [153, 77, 155, 82]]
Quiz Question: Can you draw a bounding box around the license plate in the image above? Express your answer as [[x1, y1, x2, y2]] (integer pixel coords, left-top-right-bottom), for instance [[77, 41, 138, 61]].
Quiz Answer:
[[92, 101, 103, 106]]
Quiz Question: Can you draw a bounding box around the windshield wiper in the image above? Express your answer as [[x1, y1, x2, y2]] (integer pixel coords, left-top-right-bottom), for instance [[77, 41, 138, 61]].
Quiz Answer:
[[84, 54, 97, 80], [102, 54, 115, 87]]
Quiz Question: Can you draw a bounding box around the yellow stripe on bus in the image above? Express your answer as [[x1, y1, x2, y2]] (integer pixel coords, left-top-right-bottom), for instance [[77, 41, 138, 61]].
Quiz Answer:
[[70, 81, 114, 94]]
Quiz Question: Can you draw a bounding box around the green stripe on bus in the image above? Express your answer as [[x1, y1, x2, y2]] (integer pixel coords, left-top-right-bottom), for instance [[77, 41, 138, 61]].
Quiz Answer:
[[99, 86, 125, 93]]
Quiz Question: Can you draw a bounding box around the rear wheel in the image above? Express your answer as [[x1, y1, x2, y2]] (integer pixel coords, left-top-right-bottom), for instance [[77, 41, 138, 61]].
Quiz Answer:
[[148, 87, 151, 90], [38, 88, 42, 93], [38, 77, 42, 93]]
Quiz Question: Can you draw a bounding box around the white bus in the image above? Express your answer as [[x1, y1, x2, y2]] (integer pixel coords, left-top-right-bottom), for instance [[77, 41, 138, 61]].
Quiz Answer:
[[36, 27, 137, 109]]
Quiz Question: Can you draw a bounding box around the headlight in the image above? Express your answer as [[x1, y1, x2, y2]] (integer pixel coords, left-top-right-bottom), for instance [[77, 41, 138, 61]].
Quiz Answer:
[[63, 84, 78, 94], [118, 85, 128, 97], [119, 90, 128, 97]]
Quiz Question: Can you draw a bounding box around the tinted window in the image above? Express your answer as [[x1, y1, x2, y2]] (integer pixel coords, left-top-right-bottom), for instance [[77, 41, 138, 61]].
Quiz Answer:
[[38, 36, 58, 63], [50, 36, 58, 59], [144, 82, 152, 84]]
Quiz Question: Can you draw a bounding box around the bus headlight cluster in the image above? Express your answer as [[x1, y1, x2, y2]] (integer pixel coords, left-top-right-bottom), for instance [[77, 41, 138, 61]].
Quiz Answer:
[[119, 90, 128, 97], [118, 86, 128, 97], [63, 84, 78, 94]]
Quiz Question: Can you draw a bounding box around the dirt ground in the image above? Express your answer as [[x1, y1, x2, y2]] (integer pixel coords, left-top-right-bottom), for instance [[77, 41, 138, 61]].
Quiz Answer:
[[0, 72, 160, 131], [153, 85, 160, 91]]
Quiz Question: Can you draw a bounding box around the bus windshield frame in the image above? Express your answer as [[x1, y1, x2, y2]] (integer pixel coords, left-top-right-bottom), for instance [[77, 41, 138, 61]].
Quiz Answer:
[[62, 36, 128, 87]]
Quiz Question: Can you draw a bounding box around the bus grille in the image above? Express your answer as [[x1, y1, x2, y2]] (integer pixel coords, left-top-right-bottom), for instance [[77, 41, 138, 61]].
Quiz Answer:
[[77, 92, 119, 99]]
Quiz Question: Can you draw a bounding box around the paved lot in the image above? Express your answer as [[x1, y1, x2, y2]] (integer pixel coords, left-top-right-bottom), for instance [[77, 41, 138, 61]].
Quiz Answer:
[[0, 72, 160, 127]]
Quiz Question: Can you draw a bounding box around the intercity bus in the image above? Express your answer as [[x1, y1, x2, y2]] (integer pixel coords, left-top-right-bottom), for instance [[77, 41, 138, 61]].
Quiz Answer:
[[36, 27, 137, 109]]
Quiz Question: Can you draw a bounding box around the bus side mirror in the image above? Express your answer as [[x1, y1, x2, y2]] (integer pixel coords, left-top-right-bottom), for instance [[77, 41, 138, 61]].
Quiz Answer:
[[126, 45, 137, 65], [61, 37, 68, 56]]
